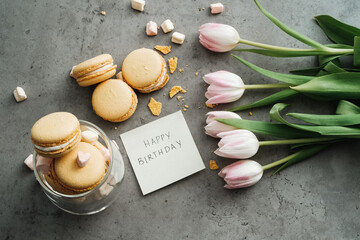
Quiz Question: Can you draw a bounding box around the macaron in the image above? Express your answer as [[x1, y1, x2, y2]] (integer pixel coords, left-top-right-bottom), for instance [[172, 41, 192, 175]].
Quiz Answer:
[[47, 142, 107, 194], [70, 54, 117, 87], [92, 79, 138, 122], [31, 112, 81, 158], [122, 48, 169, 93]]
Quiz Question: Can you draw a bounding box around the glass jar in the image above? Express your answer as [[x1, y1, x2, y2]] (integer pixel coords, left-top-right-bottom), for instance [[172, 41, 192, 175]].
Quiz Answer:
[[33, 120, 125, 215]]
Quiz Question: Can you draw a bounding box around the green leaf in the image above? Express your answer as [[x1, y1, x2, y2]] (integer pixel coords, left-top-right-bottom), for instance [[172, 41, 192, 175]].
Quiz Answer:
[[228, 89, 299, 112], [216, 118, 319, 138], [336, 100, 360, 115], [287, 112, 360, 126], [316, 61, 346, 76], [318, 44, 353, 66], [315, 15, 360, 45], [290, 67, 322, 76], [254, 0, 327, 49], [291, 72, 360, 100], [354, 36, 360, 66], [232, 55, 312, 85], [270, 103, 360, 135], [272, 144, 329, 175]]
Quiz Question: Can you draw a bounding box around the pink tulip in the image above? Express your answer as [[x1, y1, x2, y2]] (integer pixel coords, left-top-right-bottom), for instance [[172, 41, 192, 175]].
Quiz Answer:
[[218, 160, 263, 188], [199, 23, 241, 52], [205, 111, 241, 138], [215, 130, 259, 159], [204, 71, 245, 104]]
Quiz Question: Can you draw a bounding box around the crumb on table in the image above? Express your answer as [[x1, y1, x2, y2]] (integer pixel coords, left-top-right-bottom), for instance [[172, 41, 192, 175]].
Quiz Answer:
[[148, 97, 162, 116], [210, 160, 219, 170], [168, 57, 178, 74], [154, 45, 171, 54], [169, 86, 186, 98]]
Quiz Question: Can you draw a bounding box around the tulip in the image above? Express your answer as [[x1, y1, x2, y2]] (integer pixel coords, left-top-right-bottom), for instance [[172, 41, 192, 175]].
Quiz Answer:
[[204, 71, 245, 104], [205, 111, 242, 138], [218, 160, 263, 189], [199, 23, 241, 52], [215, 130, 259, 159]]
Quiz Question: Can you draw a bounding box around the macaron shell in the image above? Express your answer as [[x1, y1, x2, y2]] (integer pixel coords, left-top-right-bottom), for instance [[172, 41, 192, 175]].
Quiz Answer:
[[122, 48, 163, 89], [54, 142, 106, 191], [72, 54, 113, 78], [92, 79, 138, 122], [77, 67, 116, 87]]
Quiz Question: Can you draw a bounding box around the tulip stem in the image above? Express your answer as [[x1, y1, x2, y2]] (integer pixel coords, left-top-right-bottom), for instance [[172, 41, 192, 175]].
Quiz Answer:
[[237, 39, 353, 55], [262, 152, 299, 171], [244, 84, 291, 89], [259, 137, 337, 146]]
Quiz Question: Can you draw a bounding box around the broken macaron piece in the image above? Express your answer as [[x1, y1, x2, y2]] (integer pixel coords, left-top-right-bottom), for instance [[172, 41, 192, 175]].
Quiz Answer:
[[70, 54, 117, 87]]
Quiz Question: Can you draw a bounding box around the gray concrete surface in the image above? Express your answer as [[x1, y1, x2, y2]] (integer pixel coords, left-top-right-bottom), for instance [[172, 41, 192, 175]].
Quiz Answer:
[[1, 0, 360, 239]]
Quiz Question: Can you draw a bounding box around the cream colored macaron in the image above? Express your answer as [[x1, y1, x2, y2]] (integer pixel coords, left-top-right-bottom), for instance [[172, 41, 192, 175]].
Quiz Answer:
[[70, 54, 117, 87], [49, 142, 107, 194], [122, 48, 169, 93], [92, 79, 138, 122], [31, 112, 81, 158]]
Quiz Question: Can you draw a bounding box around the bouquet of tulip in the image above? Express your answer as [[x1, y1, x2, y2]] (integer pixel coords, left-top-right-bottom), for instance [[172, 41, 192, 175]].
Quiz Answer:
[[200, 0, 360, 189]]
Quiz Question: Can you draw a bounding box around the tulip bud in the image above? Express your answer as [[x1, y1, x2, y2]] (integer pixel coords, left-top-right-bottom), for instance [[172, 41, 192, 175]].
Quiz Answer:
[[215, 130, 259, 159], [203, 71, 245, 104], [199, 23, 241, 52], [205, 111, 241, 138], [218, 160, 263, 188]]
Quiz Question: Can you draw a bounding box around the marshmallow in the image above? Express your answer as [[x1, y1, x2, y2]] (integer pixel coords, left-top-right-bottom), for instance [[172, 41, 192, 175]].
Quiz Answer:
[[210, 3, 224, 14], [116, 71, 123, 80], [146, 21, 158, 36], [70, 65, 76, 77], [13, 87, 27, 102], [131, 0, 145, 12], [171, 32, 185, 45], [100, 147, 111, 161], [24, 154, 34, 171], [77, 151, 91, 168], [161, 19, 174, 33], [36, 155, 53, 173], [81, 130, 98, 143]]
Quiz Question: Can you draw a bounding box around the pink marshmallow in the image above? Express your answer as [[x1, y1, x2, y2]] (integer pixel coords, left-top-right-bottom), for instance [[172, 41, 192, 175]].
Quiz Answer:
[[36, 155, 53, 173], [146, 21, 158, 36], [100, 147, 111, 161], [210, 3, 224, 14], [24, 154, 34, 171], [70, 65, 76, 77], [77, 151, 91, 168]]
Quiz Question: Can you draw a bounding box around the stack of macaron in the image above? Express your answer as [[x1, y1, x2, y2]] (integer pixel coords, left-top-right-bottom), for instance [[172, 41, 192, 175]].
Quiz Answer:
[[70, 48, 169, 122], [31, 112, 110, 195]]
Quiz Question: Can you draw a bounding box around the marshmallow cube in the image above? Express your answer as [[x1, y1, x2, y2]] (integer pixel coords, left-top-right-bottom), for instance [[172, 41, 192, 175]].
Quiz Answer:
[[81, 130, 98, 144], [13, 87, 27, 102], [77, 151, 91, 168], [100, 147, 111, 161], [161, 19, 174, 33], [131, 0, 145, 12], [36, 155, 53, 173], [146, 21, 158, 36], [24, 154, 34, 171], [210, 3, 224, 14], [171, 32, 185, 44]]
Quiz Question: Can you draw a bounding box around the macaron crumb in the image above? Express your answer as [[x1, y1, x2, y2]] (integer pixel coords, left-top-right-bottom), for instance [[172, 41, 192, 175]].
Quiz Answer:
[[209, 160, 219, 170], [169, 86, 186, 98], [24, 154, 34, 171], [176, 96, 183, 101], [206, 103, 214, 108], [101, 11, 106, 16], [148, 97, 162, 116], [249, 112, 253, 116], [168, 57, 178, 74], [183, 108, 187, 112], [195, 72, 199, 76], [178, 68, 184, 73], [154, 45, 171, 55], [114, 127, 118, 130], [184, 105, 189, 109]]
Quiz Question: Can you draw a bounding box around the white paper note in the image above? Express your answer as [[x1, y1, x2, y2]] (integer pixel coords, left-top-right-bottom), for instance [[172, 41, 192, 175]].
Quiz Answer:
[[120, 111, 205, 195]]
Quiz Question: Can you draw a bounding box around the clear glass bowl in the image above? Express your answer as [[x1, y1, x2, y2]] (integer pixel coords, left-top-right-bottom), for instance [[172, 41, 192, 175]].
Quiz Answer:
[[33, 120, 125, 215]]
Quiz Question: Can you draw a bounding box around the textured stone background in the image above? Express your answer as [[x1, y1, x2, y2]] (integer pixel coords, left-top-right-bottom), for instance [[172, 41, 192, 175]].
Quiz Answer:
[[1, 0, 360, 239]]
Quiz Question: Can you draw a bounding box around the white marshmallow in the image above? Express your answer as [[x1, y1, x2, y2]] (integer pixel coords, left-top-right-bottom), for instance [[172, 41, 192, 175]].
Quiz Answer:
[[171, 32, 185, 44], [81, 130, 98, 143], [13, 87, 27, 102], [36, 155, 53, 173], [161, 19, 174, 33], [146, 21, 158, 36], [77, 151, 91, 168], [24, 154, 34, 171], [131, 0, 145, 12], [210, 3, 224, 14], [116, 71, 123, 80]]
